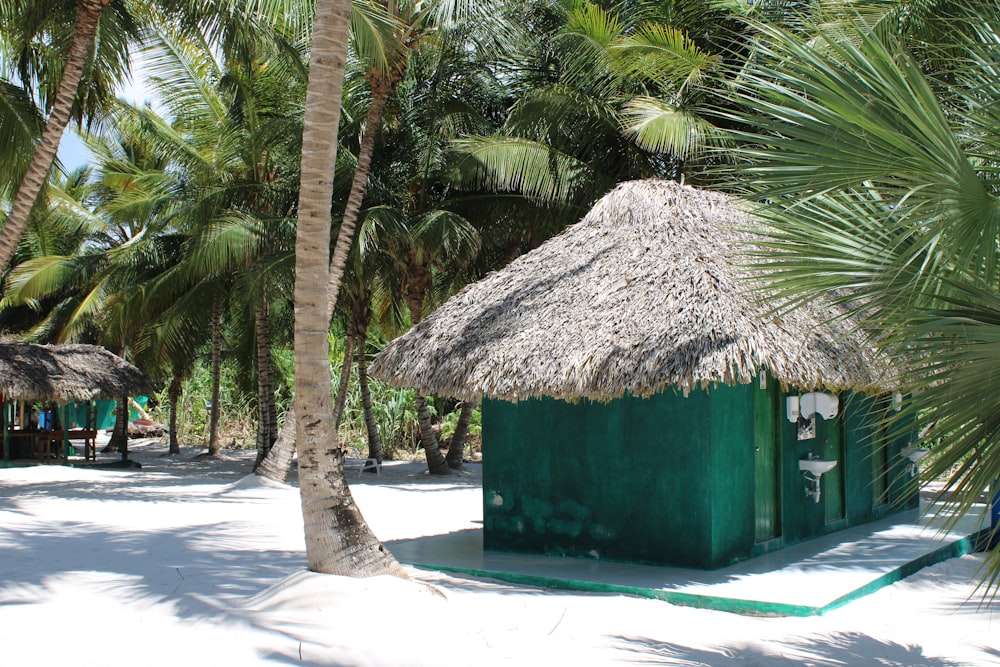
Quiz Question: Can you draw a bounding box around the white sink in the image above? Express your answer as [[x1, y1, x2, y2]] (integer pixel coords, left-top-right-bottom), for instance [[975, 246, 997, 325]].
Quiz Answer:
[[901, 446, 929, 463], [799, 458, 838, 476]]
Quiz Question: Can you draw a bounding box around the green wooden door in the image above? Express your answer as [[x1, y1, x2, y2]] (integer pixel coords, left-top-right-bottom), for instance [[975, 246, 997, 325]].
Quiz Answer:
[[754, 381, 781, 542], [824, 411, 846, 523]]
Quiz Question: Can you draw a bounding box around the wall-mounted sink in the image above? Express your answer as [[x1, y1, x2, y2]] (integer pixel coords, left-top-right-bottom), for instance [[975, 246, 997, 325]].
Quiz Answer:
[[799, 458, 838, 477], [901, 446, 929, 464], [901, 446, 929, 476], [799, 458, 837, 503]]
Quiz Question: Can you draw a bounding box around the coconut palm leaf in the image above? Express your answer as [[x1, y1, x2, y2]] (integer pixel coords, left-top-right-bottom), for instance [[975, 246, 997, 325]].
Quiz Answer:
[[411, 209, 480, 265], [0, 78, 42, 200], [720, 2, 1000, 590], [450, 136, 596, 204], [610, 23, 719, 92], [621, 96, 730, 159]]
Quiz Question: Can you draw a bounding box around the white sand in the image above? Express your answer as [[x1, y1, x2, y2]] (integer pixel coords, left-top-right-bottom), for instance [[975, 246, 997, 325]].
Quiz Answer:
[[1, 439, 998, 666]]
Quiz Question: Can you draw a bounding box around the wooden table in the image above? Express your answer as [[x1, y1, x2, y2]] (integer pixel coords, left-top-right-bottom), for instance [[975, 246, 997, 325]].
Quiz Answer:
[[6, 429, 98, 462]]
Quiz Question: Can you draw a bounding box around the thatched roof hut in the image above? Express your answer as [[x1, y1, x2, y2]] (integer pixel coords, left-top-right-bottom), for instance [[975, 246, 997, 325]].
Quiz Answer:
[[371, 179, 889, 402], [0, 343, 152, 403]]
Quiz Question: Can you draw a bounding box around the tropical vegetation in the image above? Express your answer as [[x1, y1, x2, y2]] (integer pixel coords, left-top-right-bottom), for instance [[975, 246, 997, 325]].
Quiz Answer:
[[0, 0, 997, 584], [721, 0, 1000, 587]]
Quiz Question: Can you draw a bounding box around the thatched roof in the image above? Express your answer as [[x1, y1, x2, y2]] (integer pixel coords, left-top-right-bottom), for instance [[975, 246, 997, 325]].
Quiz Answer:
[[370, 180, 890, 403], [0, 343, 152, 403]]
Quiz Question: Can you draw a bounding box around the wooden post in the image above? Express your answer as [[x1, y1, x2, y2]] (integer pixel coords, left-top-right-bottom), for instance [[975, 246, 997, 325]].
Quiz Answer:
[[121, 393, 128, 466], [61, 405, 70, 465]]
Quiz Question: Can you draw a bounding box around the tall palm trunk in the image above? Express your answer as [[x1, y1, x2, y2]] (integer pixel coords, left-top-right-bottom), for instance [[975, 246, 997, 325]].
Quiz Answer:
[[352, 302, 383, 465], [0, 0, 113, 274], [445, 401, 474, 469], [293, 0, 402, 576], [207, 298, 222, 456], [167, 364, 183, 455], [404, 268, 450, 475], [254, 297, 278, 469], [332, 333, 355, 429], [103, 392, 128, 459], [256, 406, 297, 482], [256, 54, 400, 483]]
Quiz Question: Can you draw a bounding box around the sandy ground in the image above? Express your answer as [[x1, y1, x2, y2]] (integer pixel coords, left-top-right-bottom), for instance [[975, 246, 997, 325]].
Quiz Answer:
[[1, 438, 998, 667]]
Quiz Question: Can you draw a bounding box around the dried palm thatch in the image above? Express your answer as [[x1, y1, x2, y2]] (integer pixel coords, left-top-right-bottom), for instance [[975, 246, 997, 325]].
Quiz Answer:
[[0, 343, 152, 403], [371, 180, 891, 403]]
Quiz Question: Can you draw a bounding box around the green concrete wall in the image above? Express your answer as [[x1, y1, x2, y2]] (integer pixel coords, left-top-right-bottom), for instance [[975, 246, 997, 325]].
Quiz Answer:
[[483, 391, 715, 566], [482, 383, 918, 569]]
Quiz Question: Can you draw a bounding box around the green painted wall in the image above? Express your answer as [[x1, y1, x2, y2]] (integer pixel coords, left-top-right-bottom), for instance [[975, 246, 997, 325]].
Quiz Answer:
[[484, 391, 717, 566], [483, 382, 919, 569]]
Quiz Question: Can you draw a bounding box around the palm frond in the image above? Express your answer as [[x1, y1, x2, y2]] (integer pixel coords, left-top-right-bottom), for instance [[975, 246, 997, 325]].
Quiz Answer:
[[620, 96, 729, 159], [449, 136, 596, 204], [610, 23, 719, 92], [349, 0, 405, 77]]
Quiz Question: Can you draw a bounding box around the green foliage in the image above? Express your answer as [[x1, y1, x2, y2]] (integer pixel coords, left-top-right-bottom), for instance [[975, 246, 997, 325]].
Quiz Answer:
[[439, 405, 482, 440], [148, 355, 258, 448], [721, 0, 1000, 592]]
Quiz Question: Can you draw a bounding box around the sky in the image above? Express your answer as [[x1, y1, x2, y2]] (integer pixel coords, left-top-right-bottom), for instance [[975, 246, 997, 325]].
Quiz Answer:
[[56, 68, 152, 171]]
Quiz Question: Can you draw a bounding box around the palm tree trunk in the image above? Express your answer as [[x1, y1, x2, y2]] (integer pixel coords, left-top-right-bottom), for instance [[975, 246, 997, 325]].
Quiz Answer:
[[0, 0, 112, 274], [354, 311, 383, 465], [263, 47, 396, 483], [254, 297, 278, 470], [332, 333, 354, 429], [405, 281, 450, 475], [256, 406, 297, 483], [208, 298, 222, 456], [257, 328, 354, 482], [325, 81, 392, 319], [294, 0, 402, 577], [103, 392, 128, 456], [167, 365, 183, 455], [445, 401, 474, 469]]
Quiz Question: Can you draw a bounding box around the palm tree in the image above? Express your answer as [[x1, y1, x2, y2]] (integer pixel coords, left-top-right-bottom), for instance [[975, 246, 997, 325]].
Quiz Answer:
[[0, 0, 133, 273], [720, 1, 1000, 587], [293, 0, 402, 576], [448, 0, 745, 219]]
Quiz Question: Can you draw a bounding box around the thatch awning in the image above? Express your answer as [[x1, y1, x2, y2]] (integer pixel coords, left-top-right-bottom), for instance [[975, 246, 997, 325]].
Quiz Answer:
[[370, 180, 890, 403], [0, 343, 152, 403]]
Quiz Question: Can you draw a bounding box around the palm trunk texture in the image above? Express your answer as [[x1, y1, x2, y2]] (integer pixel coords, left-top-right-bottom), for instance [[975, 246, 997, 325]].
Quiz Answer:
[[257, 57, 396, 483], [406, 271, 450, 475], [324, 79, 391, 320], [357, 323, 382, 464], [256, 406, 297, 483], [168, 366, 183, 455], [208, 299, 222, 456], [332, 333, 355, 429], [254, 298, 278, 469], [256, 327, 355, 483], [293, 0, 402, 577], [0, 0, 112, 275], [446, 401, 474, 469]]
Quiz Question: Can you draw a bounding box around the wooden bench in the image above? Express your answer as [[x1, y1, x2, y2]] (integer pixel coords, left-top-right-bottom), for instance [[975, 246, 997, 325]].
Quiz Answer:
[[37, 429, 99, 461]]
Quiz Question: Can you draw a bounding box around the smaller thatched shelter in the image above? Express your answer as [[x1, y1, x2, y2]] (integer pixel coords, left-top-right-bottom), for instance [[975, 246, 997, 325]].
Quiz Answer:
[[372, 180, 917, 570], [0, 343, 151, 403], [0, 343, 151, 464]]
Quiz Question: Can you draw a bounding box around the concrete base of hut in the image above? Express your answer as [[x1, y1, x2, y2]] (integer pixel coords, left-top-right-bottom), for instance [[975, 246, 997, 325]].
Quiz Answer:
[[387, 500, 988, 617]]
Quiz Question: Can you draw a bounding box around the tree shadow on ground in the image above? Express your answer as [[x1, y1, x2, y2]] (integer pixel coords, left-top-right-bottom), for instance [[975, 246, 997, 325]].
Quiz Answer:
[[611, 632, 969, 666]]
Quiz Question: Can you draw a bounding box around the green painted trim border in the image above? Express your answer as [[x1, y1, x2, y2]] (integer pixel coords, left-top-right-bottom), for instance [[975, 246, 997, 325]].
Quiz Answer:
[[407, 529, 987, 618], [814, 528, 987, 615]]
